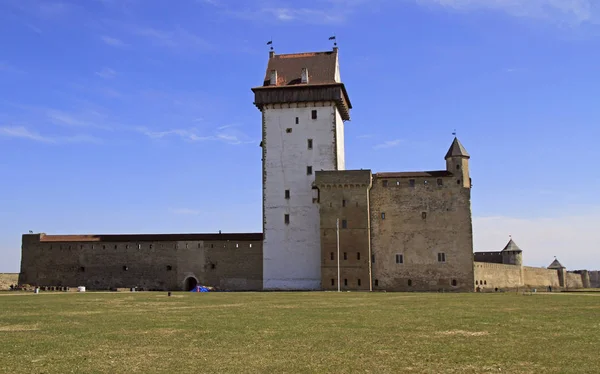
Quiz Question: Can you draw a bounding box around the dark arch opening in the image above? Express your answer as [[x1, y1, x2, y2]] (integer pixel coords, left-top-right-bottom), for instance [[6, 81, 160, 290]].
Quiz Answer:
[[184, 277, 198, 291]]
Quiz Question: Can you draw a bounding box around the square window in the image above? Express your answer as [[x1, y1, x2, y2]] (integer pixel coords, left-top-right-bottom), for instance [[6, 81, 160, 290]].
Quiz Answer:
[[437, 178, 443, 186], [123, 265, 128, 271], [424, 180, 429, 185], [344, 279, 348, 286], [382, 180, 388, 187], [307, 139, 313, 149], [311, 110, 317, 119], [422, 212, 427, 219], [409, 179, 415, 187], [285, 190, 290, 199], [307, 166, 312, 175], [341, 219, 347, 229], [80, 266, 85, 272], [284, 214, 290, 224], [166, 265, 172, 271], [286, 128, 292, 133], [331, 279, 335, 286], [396, 254, 404, 264], [438, 253, 446, 263], [375, 279, 379, 286]]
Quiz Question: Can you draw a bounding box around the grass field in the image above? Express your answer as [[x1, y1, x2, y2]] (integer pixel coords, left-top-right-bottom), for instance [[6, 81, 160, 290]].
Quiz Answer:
[[1, 292, 599, 373]]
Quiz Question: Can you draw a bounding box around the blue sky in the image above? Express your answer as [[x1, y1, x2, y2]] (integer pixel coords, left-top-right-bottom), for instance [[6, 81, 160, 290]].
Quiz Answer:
[[1, 0, 599, 272]]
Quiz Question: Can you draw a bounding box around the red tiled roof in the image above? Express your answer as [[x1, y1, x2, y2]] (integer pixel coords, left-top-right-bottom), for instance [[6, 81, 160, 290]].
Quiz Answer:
[[374, 171, 453, 178], [261, 51, 338, 86], [38, 233, 263, 242]]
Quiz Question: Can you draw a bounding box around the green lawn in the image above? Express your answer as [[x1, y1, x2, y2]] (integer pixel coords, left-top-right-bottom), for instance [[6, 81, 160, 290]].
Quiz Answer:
[[1, 292, 598, 373]]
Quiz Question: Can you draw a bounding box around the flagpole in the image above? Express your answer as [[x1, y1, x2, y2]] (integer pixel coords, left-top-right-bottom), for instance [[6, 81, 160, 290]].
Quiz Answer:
[[336, 218, 340, 292]]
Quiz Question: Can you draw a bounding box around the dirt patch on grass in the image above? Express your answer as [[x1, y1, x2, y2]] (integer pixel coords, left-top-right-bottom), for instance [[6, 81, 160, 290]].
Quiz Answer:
[[0, 324, 40, 332], [437, 330, 489, 337], [58, 311, 103, 317]]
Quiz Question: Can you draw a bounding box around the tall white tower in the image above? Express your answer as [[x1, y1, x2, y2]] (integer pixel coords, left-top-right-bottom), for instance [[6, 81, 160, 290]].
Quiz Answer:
[[252, 47, 352, 290]]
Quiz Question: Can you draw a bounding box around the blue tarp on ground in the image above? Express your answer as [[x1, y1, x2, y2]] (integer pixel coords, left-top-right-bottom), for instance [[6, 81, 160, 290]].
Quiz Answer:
[[190, 286, 210, 292]]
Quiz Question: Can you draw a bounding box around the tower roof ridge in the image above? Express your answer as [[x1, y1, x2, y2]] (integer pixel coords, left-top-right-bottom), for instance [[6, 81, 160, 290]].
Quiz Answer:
[[445, 137, 470, 159], [548, 258, 565, 269], [502, 238, 522, 252]]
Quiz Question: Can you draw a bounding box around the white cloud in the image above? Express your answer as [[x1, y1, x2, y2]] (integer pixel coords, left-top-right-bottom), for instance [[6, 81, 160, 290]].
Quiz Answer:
[[100, 35, 128, 48], [95, 67, 116, 79], [473, 212, 600, 270], [0, 125, 101, 144], [139, 126, 254, 145], [416, 0, 599, 24], [373, 139, 403, 150]]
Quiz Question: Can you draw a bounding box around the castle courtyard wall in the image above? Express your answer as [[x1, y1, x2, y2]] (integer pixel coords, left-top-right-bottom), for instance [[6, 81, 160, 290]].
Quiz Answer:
[[521, 266, 561, 289], [565, 272, 584, 289], [473, 262, 522, 291], [19, 233, 263, 291]]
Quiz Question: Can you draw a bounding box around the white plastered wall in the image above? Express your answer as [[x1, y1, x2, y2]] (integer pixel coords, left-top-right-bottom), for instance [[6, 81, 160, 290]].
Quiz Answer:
[[262, 102, 344, 289]]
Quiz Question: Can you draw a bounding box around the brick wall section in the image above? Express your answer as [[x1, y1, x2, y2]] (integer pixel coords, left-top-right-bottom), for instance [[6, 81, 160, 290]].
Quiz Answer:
[[19, 233, 263, 291], [370, 175, 475, 292], [315, 170, 372, 291]]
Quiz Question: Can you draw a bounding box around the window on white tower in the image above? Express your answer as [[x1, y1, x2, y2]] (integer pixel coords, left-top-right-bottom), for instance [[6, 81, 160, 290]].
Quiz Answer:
[[307, 166, 312, 175]]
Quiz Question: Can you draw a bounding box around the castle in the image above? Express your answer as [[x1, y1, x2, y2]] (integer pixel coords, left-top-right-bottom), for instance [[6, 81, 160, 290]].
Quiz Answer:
[[18, 47, 594, 292]]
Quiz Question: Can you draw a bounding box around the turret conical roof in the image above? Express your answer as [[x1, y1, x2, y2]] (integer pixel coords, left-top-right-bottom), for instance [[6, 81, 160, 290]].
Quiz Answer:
[[445, 137, 470, 159], [548, 258, 565, 269], [502, 239, 522, 252]]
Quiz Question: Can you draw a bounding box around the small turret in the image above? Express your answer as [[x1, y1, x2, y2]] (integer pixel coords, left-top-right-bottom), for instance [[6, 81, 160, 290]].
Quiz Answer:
[[548, 257, 567, 287], [445, 137, 471, 188], [501, 238, 523, 266]]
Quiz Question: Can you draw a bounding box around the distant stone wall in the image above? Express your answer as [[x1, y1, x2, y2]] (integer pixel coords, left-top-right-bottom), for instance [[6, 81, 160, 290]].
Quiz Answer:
[[522, 266, 561, 289], [565, 272, 584, 289], [474, 252, 503, 264], [590, 271, 600, 288], [474, 262, 522, 291], [19, 233, 263, 291]]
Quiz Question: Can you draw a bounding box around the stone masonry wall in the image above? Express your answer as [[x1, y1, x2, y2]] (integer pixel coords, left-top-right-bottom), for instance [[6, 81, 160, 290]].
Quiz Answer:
[[565, 272, 584, 289], [521, 266, 561, 289], [370, 175, 474, 292], [19, 233, 263, 291], [589, 271, 600, 288], [473, 262, 522, 291], [316, 170, 372, 291]]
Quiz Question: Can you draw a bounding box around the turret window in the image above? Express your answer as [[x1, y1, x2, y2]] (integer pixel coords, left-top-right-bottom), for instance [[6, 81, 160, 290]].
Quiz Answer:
[[438, 253, 446, 262], [284, 214, 290, 224], [457, 180, 461, 185], [312, 110, 317, 119], [285, 190, 290, 199], [307, 139, 313, 149], [437, 178, 443, 186], [307, 166, 313, 175], [456, 165, 460, 170]]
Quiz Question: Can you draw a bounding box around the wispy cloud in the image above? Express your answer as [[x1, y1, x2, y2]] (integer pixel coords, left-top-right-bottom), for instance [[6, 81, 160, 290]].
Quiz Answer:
[[171, 208, 200, 215], [44, 109, 114, 130], [211, 0, 377, 24], [138, 125, 254, 145], [100, 35, 128, 48], [416, 0, 598, 25], [0, 62, 25, 74], [95, 67, 116, 79], [374, 139, 403, 150], [0, 125, 101, 144], [132, 26, 212, 51]]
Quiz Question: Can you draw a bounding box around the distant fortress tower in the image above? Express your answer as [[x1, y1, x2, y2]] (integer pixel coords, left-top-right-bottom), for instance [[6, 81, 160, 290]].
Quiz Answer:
[[252, 47, 351, 289]]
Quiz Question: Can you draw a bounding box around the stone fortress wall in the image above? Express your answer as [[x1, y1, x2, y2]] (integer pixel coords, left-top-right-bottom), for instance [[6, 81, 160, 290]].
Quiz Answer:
[[474, 242, 591, 292], [19, 233, 263, 291]]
